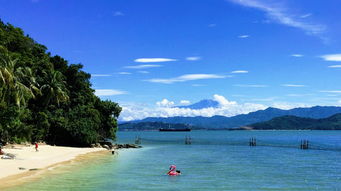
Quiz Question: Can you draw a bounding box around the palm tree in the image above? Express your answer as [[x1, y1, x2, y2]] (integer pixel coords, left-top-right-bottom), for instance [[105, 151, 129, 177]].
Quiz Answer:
[[0, 50, 39, 143], [0, 51, 37, 107], [40, 70, 69, 107]]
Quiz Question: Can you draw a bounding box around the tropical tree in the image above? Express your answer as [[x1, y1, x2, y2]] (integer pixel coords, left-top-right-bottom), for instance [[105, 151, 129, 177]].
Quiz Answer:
[[0, 48, 37, 107], [0, 48, 38, 143], [39, 70, 69, 107]]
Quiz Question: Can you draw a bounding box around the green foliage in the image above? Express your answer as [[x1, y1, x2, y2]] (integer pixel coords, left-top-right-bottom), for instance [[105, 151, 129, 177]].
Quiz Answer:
[[39, 70, 69, 107], [95, 99, 121, 139], [0, 20, 121, 146]]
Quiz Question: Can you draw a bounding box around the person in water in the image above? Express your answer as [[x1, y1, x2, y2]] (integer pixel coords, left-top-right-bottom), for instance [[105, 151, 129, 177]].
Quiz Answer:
[[167, 165, 181, 176]]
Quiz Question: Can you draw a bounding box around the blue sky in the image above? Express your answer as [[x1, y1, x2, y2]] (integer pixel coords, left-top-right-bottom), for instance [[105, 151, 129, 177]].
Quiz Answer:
[[1, 0, 341, 120]]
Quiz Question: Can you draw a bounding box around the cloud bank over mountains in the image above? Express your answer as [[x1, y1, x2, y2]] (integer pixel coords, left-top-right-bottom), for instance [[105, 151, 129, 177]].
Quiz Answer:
[[119, 94, 267, 121]]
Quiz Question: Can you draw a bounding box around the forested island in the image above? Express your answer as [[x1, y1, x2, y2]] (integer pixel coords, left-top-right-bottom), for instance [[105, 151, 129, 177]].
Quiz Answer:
[[0, 20, 121, 146], [246, 113, 341, 130]]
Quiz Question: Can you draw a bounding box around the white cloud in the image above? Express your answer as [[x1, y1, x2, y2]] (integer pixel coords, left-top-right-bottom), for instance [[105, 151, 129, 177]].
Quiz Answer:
[[326, 94, 339, 97], [238, 35, 250, 38], [286, 94, 302, 97], [231, 70, 248, 74], [134, 58, 177, 63], [156, 99, 174, 107], [271, 102, 311, 110], [227, 0, 326, 37], [321, 54, 341, 62], [286, 94, 312, 97], [320, 90, 341, 93], [186, 57, 201, 61], [234, 84, 268, 88], [213, 94, 237, 106], [338, 100, 341, 105], [328, 65, 341, 68], [95, 89, 127, 96], [92, 74, 112, 77], [146, 74, 227, 84], [282, 84, 305, 87], [250, 97, 277, 102], [180, 100, 191, 105], [291, 54, 303, 57], [138, 71, 150, 74], [114, 11, 124, 16], [192, 84, 206, 87], [118, 72, 132, 75], [119, 95, 266, 121], [300, 13, 312, 18], [125, 64, 162, 69]]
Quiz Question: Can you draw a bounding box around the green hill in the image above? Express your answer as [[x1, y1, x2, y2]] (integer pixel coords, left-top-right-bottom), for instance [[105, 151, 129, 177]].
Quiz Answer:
[[0, 20, 121, 146], [248, 113, 341, 130]]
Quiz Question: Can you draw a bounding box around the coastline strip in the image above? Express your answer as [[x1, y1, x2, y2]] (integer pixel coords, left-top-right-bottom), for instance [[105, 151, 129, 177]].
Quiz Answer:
[[0, 145, 108, 189]]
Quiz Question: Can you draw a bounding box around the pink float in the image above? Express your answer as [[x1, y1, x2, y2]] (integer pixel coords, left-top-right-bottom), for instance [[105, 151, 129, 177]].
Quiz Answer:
[[167, 165, 180, 176]]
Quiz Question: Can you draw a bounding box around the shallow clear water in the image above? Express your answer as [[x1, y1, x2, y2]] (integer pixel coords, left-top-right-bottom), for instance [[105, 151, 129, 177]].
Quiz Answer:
[[7, 131, 341, 191]]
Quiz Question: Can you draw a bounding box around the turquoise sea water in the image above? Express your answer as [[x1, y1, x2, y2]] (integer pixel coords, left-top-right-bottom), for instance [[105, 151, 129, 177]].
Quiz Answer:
[[6, 130, 341, 191]]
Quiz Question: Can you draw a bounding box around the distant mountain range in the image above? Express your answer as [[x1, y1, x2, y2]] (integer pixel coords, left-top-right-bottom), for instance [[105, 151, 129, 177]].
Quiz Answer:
[[127, 106, 341, 129], [246, 113, 341, 130], [118, 122, 202, 131]]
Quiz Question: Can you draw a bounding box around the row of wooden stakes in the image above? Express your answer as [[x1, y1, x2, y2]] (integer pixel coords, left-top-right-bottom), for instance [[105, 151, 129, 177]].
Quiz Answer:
[[134, 136, 310, 149]]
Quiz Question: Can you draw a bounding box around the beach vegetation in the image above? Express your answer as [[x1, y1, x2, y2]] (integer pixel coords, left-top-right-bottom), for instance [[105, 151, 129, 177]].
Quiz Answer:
[[0, 20, 121, 146]]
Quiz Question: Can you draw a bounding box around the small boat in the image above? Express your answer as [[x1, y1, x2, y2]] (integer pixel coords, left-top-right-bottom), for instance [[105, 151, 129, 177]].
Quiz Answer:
[[159, 128, 191, 132]]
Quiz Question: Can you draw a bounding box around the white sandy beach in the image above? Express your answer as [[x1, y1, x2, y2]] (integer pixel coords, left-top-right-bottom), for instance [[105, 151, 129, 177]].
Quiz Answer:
[[0, 145, 106, 181]]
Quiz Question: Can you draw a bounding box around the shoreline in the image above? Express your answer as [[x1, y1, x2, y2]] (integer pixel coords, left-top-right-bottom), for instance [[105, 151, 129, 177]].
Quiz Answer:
[[0, 145, 108, 189]]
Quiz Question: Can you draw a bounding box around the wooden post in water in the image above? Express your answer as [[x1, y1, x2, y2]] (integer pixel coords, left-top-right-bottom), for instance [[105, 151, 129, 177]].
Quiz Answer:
[[135, 136, 141, 144], [185, 136, 192, 145], [249, 137, 256, 147], [300, 140, 309, 150]]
